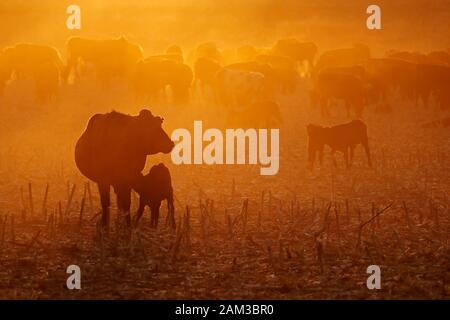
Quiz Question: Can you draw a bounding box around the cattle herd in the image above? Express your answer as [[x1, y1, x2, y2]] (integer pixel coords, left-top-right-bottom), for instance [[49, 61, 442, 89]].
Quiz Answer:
[[1, 37, 449, 120], [2, 38, 450, 228]]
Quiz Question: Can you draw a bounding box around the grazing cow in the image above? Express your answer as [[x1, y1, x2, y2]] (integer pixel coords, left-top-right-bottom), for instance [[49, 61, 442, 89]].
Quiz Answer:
[[64, 36, 143, 84], [272, 39, 317, 75], [194, 57, 221, 97], [255, 54, 298, 93], [307, 120, 371, 168], [314, 44, 370, 77], [225, 62, 277, 98], [214, 68, 265, 110], [133, 163, 175, 228], [134, 59, 193, 104], [363, 58, 418, 102], [74, 109, 174, 228], [416, 63, 450, 109], [1, 44, 63, 102], [314, 69, 367, 118]]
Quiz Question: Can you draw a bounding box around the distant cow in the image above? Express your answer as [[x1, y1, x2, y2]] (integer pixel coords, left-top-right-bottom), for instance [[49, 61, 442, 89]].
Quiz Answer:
[[134, 59, 193, 104], [1, 43, 63, 102], [74, 109, 174, 228], [133, 163, 175, 228], [64, 36, 143, 84], [307, 120, 371, 168], [214, 68, 265, 110], [194, 57, 221, 98], [314, 44, 370, 77], [255, 54, 298, 93], [272, 39, 317, 75], [314, 69, 367, 118]]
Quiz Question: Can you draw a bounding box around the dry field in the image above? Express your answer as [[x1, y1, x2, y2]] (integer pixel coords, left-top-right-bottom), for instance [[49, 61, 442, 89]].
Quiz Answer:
[[0, 79, 448, 299]]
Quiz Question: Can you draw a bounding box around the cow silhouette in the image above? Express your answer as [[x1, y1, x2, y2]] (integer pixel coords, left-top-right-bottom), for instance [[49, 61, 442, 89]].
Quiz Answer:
[[74, 109, 174, 228], [307, 120, 371, 169]]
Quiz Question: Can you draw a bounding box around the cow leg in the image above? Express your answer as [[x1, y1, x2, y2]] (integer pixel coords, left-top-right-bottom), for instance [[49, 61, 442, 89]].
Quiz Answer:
[[363, 141, 372, 167], [97, 183, 110, 228], [116, 186, 132, 227], [133, 197, 146, 227], [349, 147, 355, 167], [150, 202, 161, 228]]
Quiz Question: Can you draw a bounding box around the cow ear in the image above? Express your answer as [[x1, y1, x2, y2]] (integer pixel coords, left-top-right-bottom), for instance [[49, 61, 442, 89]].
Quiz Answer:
[[139, 109, 154, 119]]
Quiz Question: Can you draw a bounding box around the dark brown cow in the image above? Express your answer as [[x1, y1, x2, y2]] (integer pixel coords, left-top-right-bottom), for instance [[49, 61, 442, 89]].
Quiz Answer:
[[314, 44, 370, 77], [314, 69, 367, 118], [194, 57, 221, 97], [1, 44, 63, 102], [134, 59, 193, 104], [133, 163, 175, 228], [416, 63, 450, 109], [74, 109, 174, 228], [363, 58, 418, 102], [255, 54, 298, 93], [64, 36, 143, 84], [307, 120, 371, 168], [272, 39, 317, 75], [225, 61, 276, 98]]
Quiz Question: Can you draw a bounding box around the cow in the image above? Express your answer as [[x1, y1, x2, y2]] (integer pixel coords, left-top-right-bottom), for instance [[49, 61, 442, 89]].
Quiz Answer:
[[1, 44, 63, 102], [416, 63, 450, 109], [74, 109, 174, 228], [363, 58, 418, 102], [64, 36, 143, 84], [225, 62, 277, 98], [133, 163, 175, 229], [194, 57, 221, 98], [187, 42, 222, 66], [134, 59, 193, 104], [307, 120, 371, 169], [271, 39, 317, 76], [314, 44, 371, 78], [314, 69, 367, 118], [255, 54, 298, 93], [214, 68, 265, 110]]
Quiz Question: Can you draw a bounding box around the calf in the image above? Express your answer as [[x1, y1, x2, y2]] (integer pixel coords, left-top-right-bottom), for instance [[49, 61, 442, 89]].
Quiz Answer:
[[307, 120, 372, 168], [133, 163, 175, 228]]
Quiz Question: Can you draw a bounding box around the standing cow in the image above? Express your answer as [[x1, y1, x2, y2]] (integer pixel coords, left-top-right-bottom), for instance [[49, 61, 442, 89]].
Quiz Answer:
[[74, 109, 174, 228], [307, 120, 371, 168]]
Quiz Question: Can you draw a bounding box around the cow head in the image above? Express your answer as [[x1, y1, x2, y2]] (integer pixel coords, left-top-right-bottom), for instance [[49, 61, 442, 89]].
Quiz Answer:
[[137, 109, 174, 155]]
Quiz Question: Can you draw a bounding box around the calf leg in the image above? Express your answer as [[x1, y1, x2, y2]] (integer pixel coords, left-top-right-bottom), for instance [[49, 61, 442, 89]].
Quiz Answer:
[[97, 183, 110, 228], [150, 202, 161, 228], [349, 147, 355, 167]]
